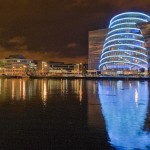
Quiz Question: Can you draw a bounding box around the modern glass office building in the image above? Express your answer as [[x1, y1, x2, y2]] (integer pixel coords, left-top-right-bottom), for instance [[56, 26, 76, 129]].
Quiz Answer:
[[99, 12, 150, 72], [88, 29, 108, 70]]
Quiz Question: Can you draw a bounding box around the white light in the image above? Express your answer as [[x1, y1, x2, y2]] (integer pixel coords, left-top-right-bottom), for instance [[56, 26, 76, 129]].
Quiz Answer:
[[111, 22, 136, 28], [101, 50, 148, 58], [105, 33, 143, 43], [100, 55, 148, 64], [102, 44, 146, 53], [103, 38, 144, 47], [108, 28, 140, 36], [135, 89, 138, 107], [110, 12, 150, 24], [99, 61, 147, 69]]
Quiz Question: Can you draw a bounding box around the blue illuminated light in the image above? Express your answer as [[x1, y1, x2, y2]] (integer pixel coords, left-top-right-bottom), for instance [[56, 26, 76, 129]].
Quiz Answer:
[[109, 17, 148, 28], [111, 22, 136, 28], [110, 12, 150, 24], [99, 61, 147, 69], [102, 44, 146, 53], [105, 33, 143, 43], [108, 28, 140, 36], [103, 38, 144, 47], [98, 81, 150, 149], [101, 50, 147, 58], [100, 55, 148, 64], [100, 12, 150, 71]]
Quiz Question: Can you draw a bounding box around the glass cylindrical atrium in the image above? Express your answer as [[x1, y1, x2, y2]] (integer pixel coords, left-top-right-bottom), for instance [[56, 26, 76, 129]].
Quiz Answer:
[[99, 12, 150, 71]]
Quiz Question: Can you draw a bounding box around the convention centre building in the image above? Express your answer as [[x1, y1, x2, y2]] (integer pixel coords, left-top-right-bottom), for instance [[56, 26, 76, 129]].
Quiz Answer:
[[88, 12, 150, 75]]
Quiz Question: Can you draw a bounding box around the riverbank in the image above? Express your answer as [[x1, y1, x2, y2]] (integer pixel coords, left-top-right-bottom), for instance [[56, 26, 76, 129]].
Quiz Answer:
[[0, 74, 149, 80], [28, 75, 150, 80]]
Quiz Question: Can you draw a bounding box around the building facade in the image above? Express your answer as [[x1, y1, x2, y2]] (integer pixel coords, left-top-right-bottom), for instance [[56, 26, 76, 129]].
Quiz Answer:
[[0, 55, 35, 76], [137, 22, 150, 73], [99, 12, 150, 74], [48, 62, 88, 74], [88, 29, 108, 70]]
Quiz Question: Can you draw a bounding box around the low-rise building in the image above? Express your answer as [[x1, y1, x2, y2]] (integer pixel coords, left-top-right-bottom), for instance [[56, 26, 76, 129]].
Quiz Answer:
[[0, 55, 35, 76]]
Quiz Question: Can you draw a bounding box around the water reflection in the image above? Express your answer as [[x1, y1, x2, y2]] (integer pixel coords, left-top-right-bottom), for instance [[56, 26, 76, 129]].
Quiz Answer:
[[0, 79, 84, 105], [98, 80, 150, 150], [41, 80, 47, 105], [0, 78, 150, 149]]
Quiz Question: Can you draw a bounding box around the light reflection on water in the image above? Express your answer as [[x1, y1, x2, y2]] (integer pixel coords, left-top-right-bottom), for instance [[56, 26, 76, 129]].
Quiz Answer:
[[98, 80, 150, 150], [0, 78, 150, 149], [0, 78, 84, 104]]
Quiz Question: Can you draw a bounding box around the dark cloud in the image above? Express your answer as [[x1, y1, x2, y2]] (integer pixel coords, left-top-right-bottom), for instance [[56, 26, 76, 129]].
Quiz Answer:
[[8, 36, 26, 45], [67, 42, 79, 48], [0, 0, 149, 63]]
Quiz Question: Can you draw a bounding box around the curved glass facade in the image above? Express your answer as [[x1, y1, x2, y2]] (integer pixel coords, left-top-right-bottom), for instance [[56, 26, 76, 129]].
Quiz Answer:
[[100, 12, 150, 71]]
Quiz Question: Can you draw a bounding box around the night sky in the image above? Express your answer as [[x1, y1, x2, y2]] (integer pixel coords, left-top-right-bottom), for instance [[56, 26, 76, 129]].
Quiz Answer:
[[0, 0, 150, 63]]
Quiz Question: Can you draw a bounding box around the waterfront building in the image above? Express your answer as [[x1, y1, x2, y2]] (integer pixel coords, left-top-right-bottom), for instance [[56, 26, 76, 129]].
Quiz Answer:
[[99, 12, 150, 74], [0, 55, 35, 76], [88, 29, 108, 70], [49, 62, 88, 74], [49, 62, 74, 72], [37, 61, 49, 71]]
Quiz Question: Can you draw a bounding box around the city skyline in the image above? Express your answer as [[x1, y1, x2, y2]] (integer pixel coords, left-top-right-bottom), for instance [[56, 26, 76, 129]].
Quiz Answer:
[[0, 0, 150, 63]]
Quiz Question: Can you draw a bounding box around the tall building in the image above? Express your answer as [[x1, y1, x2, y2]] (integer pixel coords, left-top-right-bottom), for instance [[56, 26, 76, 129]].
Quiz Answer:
[[88, 29, 108, 70], [99, 12, 150, 74]]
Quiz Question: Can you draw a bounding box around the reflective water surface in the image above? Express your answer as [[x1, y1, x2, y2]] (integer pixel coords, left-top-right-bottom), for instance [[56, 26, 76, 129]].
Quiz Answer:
[[0, 78, 150, 150], [98, 81, 150, 150]]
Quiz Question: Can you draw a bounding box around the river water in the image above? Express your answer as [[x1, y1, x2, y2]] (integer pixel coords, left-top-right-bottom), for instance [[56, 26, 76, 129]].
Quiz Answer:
[[0, 78, 149, 150]]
